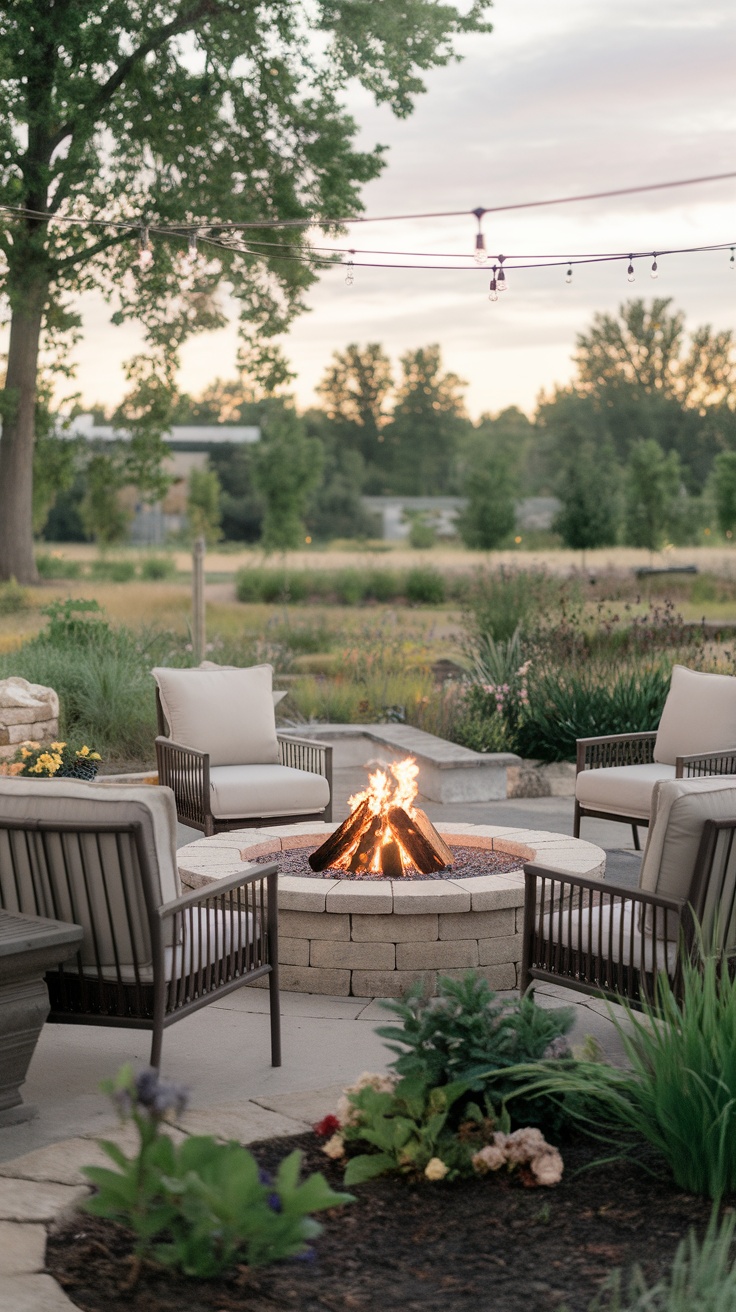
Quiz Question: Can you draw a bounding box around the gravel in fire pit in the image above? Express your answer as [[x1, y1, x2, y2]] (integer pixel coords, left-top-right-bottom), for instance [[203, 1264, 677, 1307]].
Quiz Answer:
[[251, 843, 523, 881]]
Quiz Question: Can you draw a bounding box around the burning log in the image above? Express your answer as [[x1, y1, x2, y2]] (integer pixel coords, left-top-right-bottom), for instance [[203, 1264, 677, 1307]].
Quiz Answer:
[[387, 806, 453, 874], [348, 814, 383, 873], [410, 810, 454, 868], [308, 799, 372, 871]]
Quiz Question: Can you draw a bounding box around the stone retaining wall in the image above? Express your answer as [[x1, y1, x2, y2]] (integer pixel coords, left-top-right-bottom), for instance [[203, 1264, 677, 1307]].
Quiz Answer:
[[177, 821, 605, 999], [0, 678, 59, 761]]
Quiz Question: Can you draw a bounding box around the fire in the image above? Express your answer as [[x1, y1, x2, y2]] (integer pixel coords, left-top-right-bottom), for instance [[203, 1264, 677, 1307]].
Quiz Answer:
[[308, 756, 454, 878]]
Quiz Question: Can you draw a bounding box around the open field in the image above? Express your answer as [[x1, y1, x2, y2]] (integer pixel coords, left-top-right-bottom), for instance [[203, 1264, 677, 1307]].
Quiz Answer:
[[35, 540, 736, 578]]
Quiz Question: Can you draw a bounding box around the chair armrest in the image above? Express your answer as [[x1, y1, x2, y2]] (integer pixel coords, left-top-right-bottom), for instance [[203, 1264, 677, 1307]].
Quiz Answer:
[[159, 861, 279, 919], [576, 731, 657, 774], [277, 734, 333, 819], [676, 748, 736, 778], [155, 736, 212, 828], [523, 862, 684, 909]]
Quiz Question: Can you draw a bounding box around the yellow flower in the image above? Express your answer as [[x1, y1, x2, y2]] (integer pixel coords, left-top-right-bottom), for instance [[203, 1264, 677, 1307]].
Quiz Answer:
[[51, 741, 66, 752], [20, 747, 32, 759], [322, 1134, 346, 1160], [424, 1158, 449, 1182], [77, 745, 90, 756]]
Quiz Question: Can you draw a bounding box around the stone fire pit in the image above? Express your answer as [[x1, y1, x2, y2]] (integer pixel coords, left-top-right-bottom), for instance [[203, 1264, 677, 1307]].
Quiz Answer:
[[177, 822, 605, 998]]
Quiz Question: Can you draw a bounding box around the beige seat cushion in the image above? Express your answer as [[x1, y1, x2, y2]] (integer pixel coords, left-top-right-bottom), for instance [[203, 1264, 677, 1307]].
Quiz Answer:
[[654, 665, 736, 765], [0, 778, 181, 969], [88, 907, 257, 984], [575, 763, 676, 819], [153, 665, 280, 766], [209, 764, 330, 820], [544, 900, 678, 975]]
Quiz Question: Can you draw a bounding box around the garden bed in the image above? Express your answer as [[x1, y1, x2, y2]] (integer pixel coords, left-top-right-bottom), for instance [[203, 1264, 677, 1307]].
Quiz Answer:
[[49, 1130, 716, 1312]]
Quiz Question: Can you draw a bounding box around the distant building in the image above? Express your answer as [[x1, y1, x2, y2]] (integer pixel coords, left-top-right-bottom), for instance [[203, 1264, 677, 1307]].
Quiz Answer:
[[61, 414, 261, 544], [360, 495, 562, 540]]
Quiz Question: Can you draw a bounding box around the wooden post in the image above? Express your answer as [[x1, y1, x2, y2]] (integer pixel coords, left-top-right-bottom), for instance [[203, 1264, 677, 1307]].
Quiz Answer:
[[192, 535, 206, 664]]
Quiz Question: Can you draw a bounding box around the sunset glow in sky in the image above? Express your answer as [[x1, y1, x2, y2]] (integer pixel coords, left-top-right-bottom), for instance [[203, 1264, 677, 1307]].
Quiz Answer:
[[70, 0, 736, 420]]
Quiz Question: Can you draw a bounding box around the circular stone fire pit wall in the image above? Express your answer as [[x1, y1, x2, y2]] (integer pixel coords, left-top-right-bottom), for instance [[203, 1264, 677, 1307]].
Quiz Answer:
[[177, 822, 605, 998]]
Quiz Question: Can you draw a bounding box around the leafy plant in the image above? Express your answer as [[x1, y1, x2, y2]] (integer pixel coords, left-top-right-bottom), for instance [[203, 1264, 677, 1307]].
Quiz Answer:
[[516, 663, 671, 761], [35, 552, 82, 580], [593, 1210, 736, 1311], [339, 1072, 495, 1184], [464, 567, 553, 642], [38, 597, 112, 645], [140, 555, 177, 581], [1, 739, 101, 779], [84, 1065, 352, 1278], [0, 577, 29, 615], [376, 973, 575, 1131], [405, 565, 445, 605], [515, 953, 736, 1200], [89, 558, 137, 582]]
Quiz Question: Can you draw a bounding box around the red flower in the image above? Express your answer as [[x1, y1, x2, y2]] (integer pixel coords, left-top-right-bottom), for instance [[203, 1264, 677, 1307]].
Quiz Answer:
[[313, 1114, 341, 1138]]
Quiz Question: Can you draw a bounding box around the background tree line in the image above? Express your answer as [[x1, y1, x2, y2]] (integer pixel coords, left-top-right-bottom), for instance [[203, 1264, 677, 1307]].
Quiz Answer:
[[41, 297, 736, 553]]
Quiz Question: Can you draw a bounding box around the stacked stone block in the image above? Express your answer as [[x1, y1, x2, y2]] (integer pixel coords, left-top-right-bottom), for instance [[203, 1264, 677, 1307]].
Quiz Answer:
[[0, 679, 59, 761]]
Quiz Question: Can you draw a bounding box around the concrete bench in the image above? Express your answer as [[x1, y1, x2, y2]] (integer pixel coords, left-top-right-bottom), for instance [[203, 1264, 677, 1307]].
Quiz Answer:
[[282, 723, 519, 804]]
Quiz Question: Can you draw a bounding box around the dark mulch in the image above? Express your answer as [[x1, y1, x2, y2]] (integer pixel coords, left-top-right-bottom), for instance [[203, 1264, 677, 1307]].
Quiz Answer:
[[48, 1130, 717, 1312], [252, 844, 523, 881]]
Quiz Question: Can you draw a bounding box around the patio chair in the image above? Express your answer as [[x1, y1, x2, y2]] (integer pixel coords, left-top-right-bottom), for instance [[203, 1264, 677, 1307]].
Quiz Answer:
[[153, 664, 332, 836], [522, 775, 736, 1008], [574, 665, 736, 849], [0, 777, 280, 1068]]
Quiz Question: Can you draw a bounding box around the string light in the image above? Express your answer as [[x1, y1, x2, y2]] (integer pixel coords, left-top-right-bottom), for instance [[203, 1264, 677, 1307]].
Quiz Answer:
[[497, 254, 507, 292], [730, 248, 735, 270], [565, 264, 573, 283], [345, 251, 355, 285], [627, 255, 635, 282], [137, 226, 153, 269], [650, 253, 658, 278], [473, 207, 487, 264], [184, 233, 198, 266], [488, 265, 498, 301]]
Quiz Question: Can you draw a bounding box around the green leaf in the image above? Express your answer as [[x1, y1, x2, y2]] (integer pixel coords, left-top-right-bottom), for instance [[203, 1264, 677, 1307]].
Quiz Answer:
[[344, 1153, 396, 1186]]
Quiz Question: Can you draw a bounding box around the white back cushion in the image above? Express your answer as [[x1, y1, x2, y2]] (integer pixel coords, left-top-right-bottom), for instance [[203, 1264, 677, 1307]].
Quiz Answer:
[[153, 665, 279, 766], [654, 665, 736, 765]]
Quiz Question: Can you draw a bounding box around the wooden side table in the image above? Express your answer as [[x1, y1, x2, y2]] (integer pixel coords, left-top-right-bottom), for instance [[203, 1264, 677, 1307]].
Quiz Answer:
[[0, 910, 83, 1125]]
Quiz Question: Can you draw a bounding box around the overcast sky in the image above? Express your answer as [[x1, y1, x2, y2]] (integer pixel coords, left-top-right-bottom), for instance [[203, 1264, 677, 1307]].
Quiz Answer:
[[72, 0, 736, 420]]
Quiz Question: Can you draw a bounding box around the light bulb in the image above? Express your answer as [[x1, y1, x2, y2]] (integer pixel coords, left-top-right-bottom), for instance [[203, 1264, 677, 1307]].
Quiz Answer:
[[497, 254, 507, 291], [565, 265, 573, 284], [730, 248, 735, 271], [488, 268, 498, 301], [345, 255, 355, 286], [474, 232, 487, 264], [650, 255, 658, 279], [185, 233, 198, 266], [137, 226, 153, 269], [627, 256, 635, 283]]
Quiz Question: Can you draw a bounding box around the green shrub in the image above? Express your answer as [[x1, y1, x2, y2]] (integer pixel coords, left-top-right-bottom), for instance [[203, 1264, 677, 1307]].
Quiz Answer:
[[333, 568, 366, 605], [516, 664, 671, 762], [35, 552, 82, 580], [519, 952, 736, 1199], [464, 567, 552, 642], [84, 1065, 352, 1277], [235, 567, 265, 602], [408, 518, 437, 549], [260, 570, 309, 603], [140, 555, 177, 581], [594, 1211, 736, 1311], [405, 566, 445, 605], [0, 578, 30, 615], [89, 558, 137, 582], [267, 619, 334, 655], [365, 569, 400, 602]]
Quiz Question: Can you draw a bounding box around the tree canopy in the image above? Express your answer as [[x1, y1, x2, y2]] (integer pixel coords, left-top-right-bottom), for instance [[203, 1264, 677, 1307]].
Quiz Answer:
[[0, 0, 492, 580]]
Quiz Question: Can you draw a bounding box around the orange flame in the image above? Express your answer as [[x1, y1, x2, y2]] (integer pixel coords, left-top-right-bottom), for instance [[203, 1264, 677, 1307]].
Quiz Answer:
[[337, 757, 420, 874]]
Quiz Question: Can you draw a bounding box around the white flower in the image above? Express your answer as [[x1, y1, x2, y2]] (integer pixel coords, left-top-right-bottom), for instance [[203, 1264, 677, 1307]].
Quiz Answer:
[[471, 1144, 506, 1174], [424, 1157, 449, 1181], [504, 1127, 547, 1164], [530, 1149, 564, 1186], [322, 1134, 346, 1160]]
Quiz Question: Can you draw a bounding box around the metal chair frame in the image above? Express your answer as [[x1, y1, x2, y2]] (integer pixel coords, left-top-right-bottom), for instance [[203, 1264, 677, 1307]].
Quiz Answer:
[[0, 814, 280, 1069], [521, 816, 736, 1008], [573, 730, 736, 850], [154, 686, 333, 836]]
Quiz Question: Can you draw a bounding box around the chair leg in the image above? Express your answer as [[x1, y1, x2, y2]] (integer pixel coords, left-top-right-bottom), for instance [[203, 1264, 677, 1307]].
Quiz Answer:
[[268, 965, 281, 1068], [573, 800, 582, 839], [631, 824, 640, 851], [149, 1020, 163, 1070]]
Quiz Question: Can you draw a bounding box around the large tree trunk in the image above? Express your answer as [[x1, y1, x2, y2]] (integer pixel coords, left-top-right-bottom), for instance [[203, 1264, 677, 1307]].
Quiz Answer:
[[0, 271, 48, 584]]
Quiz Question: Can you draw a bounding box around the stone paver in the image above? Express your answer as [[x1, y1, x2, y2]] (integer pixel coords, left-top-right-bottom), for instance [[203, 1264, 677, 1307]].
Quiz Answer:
[[0, 1178, 88, 1224], [0, 1274, 80, 1312], [176, 1101, 309, 1143], [0, 1221, 46, 1275]]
